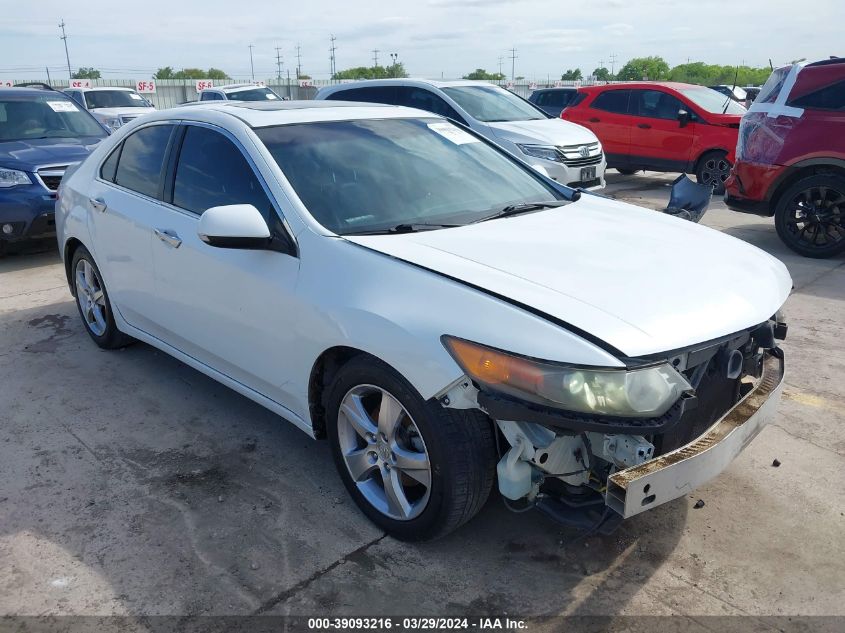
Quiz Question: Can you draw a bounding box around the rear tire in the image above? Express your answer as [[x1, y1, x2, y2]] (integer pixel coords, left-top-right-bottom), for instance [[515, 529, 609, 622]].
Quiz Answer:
[[325, 356, 496, 541], [774, 173, 845, 259], [71, 246, 134, 349], [615, 168, 639, 176], [695, 150, 731, 194]]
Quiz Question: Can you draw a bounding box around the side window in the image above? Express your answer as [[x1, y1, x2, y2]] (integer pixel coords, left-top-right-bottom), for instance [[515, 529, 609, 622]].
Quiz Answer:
[[788, 80, 845, 111], [590, 90, 631, 114], [398, 87, 467, 125], [200, 92, 221, 101], [327, 86, 398, 104], [532, 92, 548, 106], [114, 125, 174, 199], [632, 90, 685, 120], [546, 91, 570, 107], [66, 91, 82, 106], [172, 125, 274, 220], [99, 144, 121, 182]]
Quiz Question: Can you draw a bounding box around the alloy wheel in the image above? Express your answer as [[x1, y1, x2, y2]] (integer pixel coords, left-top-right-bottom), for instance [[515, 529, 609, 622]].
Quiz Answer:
[[75, 259, 107, 337], [783, 185, 845, 251], [337, 385, 432, 521], [700, 156, 731, 189]]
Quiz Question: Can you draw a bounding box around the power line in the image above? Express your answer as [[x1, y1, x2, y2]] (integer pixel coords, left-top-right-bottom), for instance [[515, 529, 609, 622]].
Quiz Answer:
[[58, 19, 71, 78]]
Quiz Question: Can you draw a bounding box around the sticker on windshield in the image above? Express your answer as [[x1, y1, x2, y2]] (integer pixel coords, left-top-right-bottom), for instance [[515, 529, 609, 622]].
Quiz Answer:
[[129, 93, 144, 100], [46, 100, 78, 113], [427, 122, 479, 145]]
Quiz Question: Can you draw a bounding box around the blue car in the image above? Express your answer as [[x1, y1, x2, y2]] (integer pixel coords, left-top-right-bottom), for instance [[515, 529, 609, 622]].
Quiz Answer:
[[0, 85, 107, 252]]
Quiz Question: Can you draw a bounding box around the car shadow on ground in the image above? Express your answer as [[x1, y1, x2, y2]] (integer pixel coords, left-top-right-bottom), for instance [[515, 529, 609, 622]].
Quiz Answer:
[[0, 288, 689, 617]]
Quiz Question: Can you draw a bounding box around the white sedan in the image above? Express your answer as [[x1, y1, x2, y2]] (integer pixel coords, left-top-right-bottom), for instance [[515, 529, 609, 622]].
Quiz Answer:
[[56, 101, 791, 540]]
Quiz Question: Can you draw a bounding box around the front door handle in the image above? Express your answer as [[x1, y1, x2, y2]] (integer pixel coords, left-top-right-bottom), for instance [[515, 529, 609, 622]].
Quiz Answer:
[[90, 197, 107, 212], [154, 228, 182, 249], [637, 123, 652, 129]]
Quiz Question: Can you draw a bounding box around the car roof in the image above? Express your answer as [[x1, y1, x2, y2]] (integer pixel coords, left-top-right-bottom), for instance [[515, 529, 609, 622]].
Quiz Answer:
[[136, 100, 438, 128], [318, 78, 498, 95], [0, 87, 71, 98], [75, 86, 136, 92], [578, 81, 702, 92], [211, 83, 273, 93]]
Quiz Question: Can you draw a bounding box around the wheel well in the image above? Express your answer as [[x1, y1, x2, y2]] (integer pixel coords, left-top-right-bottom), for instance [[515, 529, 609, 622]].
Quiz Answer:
[[308, 346, 367, 439], [63, 238, 84, 295], [768, 163, 845, 215]]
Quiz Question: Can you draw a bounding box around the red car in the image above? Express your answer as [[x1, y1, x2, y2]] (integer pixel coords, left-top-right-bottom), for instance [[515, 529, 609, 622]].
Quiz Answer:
[[562, 82, 745, 192], [725, 59, 845, 258]]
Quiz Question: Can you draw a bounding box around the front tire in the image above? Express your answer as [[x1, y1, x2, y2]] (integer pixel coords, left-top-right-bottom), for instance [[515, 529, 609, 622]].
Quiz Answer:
[[71, 246, 133, 349], [615, 168, 639, 176], [774, 173, 845, 259], [695, 150, 732, 194], [326, 356, 496, 541]]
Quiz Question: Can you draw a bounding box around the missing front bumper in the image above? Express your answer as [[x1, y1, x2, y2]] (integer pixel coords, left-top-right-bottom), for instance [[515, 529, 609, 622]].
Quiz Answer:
[[605, 350, 785, 518]]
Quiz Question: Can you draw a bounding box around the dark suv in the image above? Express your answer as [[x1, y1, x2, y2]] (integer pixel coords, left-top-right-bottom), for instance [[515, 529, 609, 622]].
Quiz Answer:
[[0, 86, 107, 252], [528, 87, 578, 117]]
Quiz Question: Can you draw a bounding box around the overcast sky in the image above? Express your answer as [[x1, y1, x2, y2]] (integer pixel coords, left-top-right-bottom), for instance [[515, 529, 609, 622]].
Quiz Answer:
[[1, 0, 840, 81]]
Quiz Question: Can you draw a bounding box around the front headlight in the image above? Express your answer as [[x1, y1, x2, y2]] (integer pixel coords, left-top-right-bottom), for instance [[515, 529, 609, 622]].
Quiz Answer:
[[516, 143, 561, 162], [103, 117, 123, 130], [443, 337, 691, 418], [0, 167, 32, 188]]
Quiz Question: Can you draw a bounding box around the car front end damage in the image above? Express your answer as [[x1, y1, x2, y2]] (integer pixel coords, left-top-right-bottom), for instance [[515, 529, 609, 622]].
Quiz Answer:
[[438, 314, 787, 532]]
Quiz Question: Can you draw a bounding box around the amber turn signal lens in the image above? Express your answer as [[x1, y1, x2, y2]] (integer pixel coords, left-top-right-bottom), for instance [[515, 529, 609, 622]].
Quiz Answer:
[[444, 337, 541, 386]]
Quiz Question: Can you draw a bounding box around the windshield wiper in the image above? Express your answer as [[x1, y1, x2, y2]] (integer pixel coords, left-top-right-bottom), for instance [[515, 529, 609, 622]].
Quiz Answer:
[[472, 201, 567, 224], [344, 222, 462, 236]]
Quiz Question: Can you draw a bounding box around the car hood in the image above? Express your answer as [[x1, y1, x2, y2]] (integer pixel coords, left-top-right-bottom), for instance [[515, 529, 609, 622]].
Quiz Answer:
[[488, 118, 599, 146], [0, 137, 104, 172], [90, 107, 156, 118], [700, 111, 742, 127], [345, 195, 791, 358]]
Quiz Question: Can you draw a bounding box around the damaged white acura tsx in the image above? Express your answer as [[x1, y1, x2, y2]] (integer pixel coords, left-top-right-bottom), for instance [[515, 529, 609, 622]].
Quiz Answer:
[[56, 101, 791, 540]]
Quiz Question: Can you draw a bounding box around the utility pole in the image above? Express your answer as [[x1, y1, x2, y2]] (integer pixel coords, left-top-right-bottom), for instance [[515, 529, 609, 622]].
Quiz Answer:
[[508, 47, 517, 81], [389, 52, 398, 77], [45, 66, 52, 85], [296, 43, 302, 79], [329, 35, 337, 78], [248, 44, 255, 81], [372, 49, 380, 68], [275, 46, 283, 80], [609, 52, 618, 79], [498, 56, 504, 77], [59, 19, 72, 79]]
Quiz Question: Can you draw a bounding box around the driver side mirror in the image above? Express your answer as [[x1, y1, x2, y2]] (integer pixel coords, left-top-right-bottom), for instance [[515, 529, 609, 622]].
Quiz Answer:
[[678, 109, 690, 128], [198, 204, 272, 250]]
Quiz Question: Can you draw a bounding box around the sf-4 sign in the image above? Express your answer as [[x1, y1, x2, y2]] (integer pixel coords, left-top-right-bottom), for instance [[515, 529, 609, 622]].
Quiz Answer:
[[195, 80, 214, 93], [135, 80, 156, 93]]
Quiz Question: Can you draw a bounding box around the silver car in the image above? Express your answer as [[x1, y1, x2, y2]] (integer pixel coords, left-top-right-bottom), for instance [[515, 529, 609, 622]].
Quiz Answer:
[[316, 79, 606, 189]]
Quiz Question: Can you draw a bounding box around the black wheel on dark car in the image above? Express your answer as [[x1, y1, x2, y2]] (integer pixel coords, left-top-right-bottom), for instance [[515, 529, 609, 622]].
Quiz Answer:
[[774, 173, 845, 259], [325, 355, 497, 541], [615, 168, 639, 176], [71, 246, 134, 349], [695, 150, 732, 194]]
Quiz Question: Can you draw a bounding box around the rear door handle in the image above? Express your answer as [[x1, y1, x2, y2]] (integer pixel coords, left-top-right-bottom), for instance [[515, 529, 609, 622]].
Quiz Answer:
[[588, 117, 601, 123], [154, 228, 182, 249], [637, 123, 652, 129], [89, 197, 107, 212]]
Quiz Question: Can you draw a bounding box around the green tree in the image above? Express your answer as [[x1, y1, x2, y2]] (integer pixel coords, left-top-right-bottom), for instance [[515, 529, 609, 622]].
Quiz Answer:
[[462, 68, 505, 81], [207, 68, 229, 80], [154, 66, 175, 79], [617, 56, 670, 81], [72, 67, 100, 79], [560, 68, 582, 81], [334, 63, 408, 80], [669, 62, 771, 86], [592, 67, 610, 81], [172, 68, 208, 79]]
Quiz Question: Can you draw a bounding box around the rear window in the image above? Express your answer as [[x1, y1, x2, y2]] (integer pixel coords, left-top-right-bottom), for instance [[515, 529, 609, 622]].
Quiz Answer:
[[756, 67, 790, 105], [325, 86, 398, 104], [225, 87, 279, 101]]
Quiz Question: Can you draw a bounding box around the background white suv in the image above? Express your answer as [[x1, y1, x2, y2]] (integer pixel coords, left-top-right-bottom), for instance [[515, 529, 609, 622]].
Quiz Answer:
[[317, 79, 607, 189], [63, 86, 155, 131], [198, 83, 282, 102]]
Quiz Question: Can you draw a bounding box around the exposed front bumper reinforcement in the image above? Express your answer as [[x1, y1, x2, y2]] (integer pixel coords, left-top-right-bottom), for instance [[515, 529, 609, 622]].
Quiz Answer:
[[605, 349, 785, 518]]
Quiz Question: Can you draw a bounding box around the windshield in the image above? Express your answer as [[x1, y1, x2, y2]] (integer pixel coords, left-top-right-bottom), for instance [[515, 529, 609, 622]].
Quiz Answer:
[[255, 118, 559, 235], [441, 85, 546, 122], [226, 87, 279, 101], [680, 88, 747, 115], [0, 96, 107, 141], [84, 90, 150, 109]]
